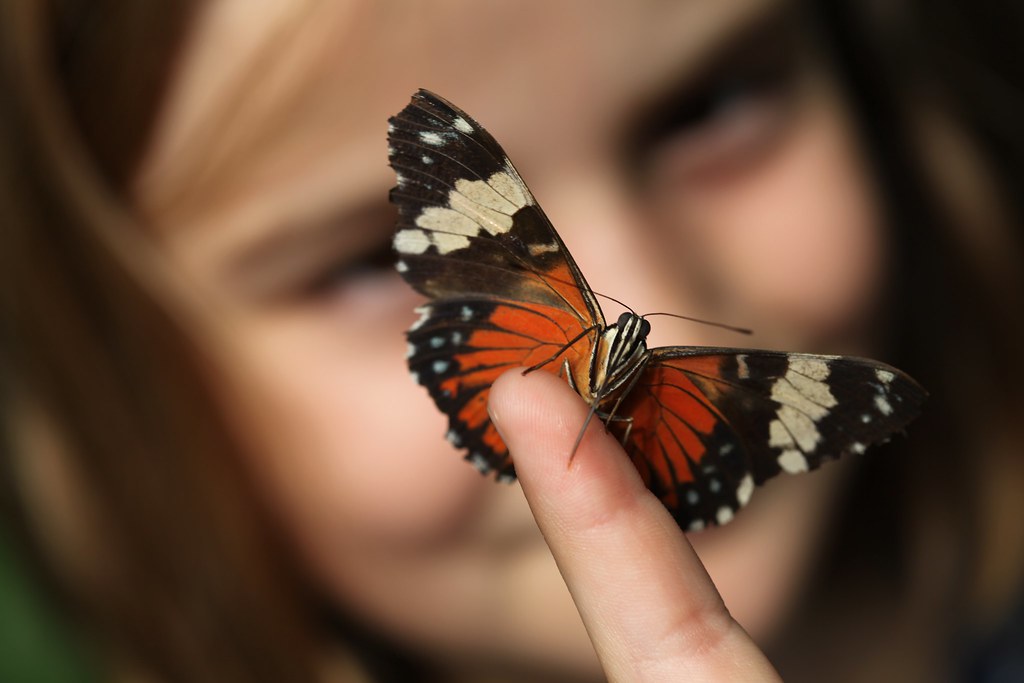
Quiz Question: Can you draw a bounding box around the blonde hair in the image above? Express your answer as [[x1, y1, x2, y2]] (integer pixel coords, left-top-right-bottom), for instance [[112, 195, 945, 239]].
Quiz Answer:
[[0, 3, 320, 680]]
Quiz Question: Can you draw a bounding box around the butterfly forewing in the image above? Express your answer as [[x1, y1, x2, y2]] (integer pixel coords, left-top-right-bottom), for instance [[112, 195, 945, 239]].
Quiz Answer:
[[389, 90, 601, 322], [390, 90, 603, 475], [611, 349, 926, 529]]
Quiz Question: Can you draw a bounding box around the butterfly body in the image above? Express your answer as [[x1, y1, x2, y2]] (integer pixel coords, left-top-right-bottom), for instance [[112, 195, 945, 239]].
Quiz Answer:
[[389, 89, 926, 531], [555, 312, 652, 416]]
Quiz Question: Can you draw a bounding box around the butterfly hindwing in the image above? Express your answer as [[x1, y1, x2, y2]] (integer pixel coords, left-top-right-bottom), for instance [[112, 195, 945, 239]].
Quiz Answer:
[[407, 296, 599, 477], [611, 348, 926, 529]]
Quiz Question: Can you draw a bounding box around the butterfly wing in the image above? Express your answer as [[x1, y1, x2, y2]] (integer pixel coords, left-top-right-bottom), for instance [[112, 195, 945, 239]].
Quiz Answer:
[[610, 348, 927, 530], [389, 89, 603, 477]]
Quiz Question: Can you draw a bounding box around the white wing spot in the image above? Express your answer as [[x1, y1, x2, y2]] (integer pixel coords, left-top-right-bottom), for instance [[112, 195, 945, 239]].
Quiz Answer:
[[488, 169, 534, 208], [875, 369, 895, 385], [460, 306, 474, 321], [777, 449, 809, 473], [394, 229, 431, 255], [432, 360, 450, 374], [395, 260, 409, 273], [405, 342, 417, 359], [774, 405, 821, 452], [766, 358, 839, 458], [708, 478, 722, 494], [789, 357, 832, 381], [403, 171, 534, 257], [447, 172, 532, 237], [403, 206, 484, 255], [875, 394, 893, 416], [769, 419, 795, 449], [528, 242, 560, 256], [419, 131, 444, 146], [446, 430, 462, 447], [736, 354, 750, 379], [451, 331, 464, 345], [716, 507, 735, 525], [851, 442, 867, 454], [687, 520, 706, 532], [430, 232, 471, 254], [421, 155, 434, 164], [772, 369, 837, 418], [452, 116, 473, 134], [468, 453, 490, 473], [686, 490, 699, 506], [736, 474, 755, 507], [456, 176, 519, 213], [449, 189, 513, 234], [410, 305, 432, 330], [416, 206, 481, 237], [861, 413, 872, 423], [429, 336, 445, 349]]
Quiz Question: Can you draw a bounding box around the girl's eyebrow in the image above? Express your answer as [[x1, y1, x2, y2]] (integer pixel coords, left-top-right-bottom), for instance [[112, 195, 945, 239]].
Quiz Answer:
[[621, 6, 796, 158], [223, 199, 396, 297]]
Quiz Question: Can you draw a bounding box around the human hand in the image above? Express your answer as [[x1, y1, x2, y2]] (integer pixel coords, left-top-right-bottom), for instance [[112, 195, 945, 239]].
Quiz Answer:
[[489, 369, 782, 682]]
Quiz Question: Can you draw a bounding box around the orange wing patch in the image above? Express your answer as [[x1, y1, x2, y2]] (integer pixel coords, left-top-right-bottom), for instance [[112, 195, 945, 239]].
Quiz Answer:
[[409, 298, 596, 476]]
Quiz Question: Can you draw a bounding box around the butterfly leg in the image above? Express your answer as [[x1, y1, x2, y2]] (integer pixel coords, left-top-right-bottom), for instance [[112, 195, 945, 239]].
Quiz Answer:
[[569, 403, 634, 458], [594, 352, 651, 437], [596, 412, 635, 446]]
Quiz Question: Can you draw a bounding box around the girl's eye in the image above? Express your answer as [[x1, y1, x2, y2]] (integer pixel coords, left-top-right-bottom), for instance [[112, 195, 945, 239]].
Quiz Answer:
[[626, 17, 803, 188], [226, 200, 402, 309], [304, 230, 397, 299], [665, 68, 785, 139], [299, 217, 416, 322]]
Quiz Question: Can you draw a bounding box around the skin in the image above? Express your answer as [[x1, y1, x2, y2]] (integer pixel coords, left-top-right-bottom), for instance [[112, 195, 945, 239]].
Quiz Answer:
[[135, 0, 885, 679], [490, 369, 780, 681]]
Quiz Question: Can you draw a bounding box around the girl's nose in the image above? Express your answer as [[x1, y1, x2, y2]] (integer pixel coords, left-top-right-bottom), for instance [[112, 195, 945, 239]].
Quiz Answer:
[[526, 162, 711, 349]]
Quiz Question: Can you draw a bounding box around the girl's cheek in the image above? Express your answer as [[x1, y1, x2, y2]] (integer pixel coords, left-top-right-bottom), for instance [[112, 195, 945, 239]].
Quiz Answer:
[[213, 278, 494, 558], [648, 79, 884, 349]]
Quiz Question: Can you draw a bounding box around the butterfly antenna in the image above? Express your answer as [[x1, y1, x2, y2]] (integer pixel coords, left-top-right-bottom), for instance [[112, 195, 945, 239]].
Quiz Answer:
[[591, 290, 637, 315], [643, 312, 753, 336]]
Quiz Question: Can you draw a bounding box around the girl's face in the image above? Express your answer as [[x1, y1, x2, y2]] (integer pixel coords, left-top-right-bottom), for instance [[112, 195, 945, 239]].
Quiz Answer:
[[137, 0, 883, 677]]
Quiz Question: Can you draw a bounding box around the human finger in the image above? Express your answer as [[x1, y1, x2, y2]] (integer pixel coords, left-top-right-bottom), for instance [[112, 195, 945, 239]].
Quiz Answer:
[[488, 369, 781, 682]]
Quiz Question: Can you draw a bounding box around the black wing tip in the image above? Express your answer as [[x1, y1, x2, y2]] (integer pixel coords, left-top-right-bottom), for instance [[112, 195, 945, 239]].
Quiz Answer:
[[411, 88, 450, 108], [393, 88, 460, 122], [410, 89, 470, 119], [391, 88, 484, 136]]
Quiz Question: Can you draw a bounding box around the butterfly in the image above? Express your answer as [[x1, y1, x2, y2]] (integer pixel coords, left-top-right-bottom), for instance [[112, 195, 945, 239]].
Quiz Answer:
[[387, 89, 926, 531]]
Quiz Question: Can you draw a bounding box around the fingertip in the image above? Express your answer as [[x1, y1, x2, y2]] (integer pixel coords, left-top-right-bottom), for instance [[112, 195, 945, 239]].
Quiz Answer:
[[484, 367, 523, 434], [487, 368, 653, 528], [488, 368, 590, 476]]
